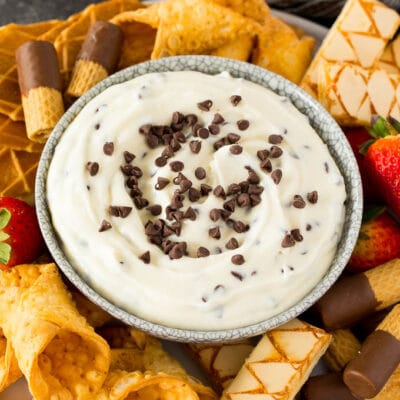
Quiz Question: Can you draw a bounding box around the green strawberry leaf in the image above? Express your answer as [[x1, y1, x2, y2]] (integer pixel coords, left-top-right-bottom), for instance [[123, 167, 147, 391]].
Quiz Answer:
[[359, 139, 375, 155], [0, 208, 11, 230], [0, 232, 9, 241], [362, 206, 386, 223], [368, 116, 391, 139], [0, 242, 11, 265], [388, 116, 400, 133]]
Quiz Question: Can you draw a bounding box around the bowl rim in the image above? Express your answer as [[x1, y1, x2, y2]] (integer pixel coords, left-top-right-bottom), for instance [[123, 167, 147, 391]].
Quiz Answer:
[[36, 55, 363, 342]]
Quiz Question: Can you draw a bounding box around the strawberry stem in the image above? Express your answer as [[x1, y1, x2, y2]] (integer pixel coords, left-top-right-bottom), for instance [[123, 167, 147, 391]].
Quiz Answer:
[[362, 206, 386, 223]]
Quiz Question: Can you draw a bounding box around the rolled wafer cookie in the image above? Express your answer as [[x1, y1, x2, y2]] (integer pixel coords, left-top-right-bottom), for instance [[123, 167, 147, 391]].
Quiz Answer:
[[300, 0, 400, 98], [343, 304, 400, 398], [314, 258, 400, 330], [186, 340, 255, 393], [324, 329, 361, 372], [66, 21, 123, 98], [318, 62, 400, 126], [16, 40, 64, 143], [221, 319, 331, 400]]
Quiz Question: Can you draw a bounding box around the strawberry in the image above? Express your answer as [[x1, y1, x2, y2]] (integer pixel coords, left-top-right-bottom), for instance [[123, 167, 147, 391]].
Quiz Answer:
[[0, 197, 45, 270], [362, 116, 400, 217], [348, 207, 400, 271], [342, 126, 377, 202]]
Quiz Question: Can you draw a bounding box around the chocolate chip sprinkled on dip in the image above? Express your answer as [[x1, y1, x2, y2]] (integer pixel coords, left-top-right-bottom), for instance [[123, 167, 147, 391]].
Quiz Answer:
[[47, 71, 346, 330]]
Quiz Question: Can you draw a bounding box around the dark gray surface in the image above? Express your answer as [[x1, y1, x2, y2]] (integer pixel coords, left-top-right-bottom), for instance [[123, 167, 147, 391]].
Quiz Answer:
[[0, 0, 99, 25]]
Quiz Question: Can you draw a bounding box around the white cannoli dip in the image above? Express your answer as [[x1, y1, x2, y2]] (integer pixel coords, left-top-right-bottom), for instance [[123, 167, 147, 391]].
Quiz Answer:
[[47, 71, 346, 330]]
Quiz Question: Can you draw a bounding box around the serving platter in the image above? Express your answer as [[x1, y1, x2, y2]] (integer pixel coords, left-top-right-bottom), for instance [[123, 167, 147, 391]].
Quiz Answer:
[[0, 10, 328, 400]]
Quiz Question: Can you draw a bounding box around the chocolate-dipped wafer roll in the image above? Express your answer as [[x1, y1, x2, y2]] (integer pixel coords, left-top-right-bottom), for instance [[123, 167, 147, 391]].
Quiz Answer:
[[343, 304, 400, 398], [314, 258, 400, 330], [16, 40, 64, 143], [66, 21, 123, 98], [303, 374, 359, 400], [324, 329, 361, 372]]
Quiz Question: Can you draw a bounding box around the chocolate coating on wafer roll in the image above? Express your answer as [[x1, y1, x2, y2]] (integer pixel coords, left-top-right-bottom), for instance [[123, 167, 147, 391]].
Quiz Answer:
[[314, 273, 378, 330], [16, 41, 62, 95], [78, 21, 123, 73], [302, 374, 359, 400], [343, 330, 400, 398]]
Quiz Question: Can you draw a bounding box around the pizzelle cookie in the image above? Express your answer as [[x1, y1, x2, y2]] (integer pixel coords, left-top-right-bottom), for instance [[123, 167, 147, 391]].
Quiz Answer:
[[221, 319, 331, 400]]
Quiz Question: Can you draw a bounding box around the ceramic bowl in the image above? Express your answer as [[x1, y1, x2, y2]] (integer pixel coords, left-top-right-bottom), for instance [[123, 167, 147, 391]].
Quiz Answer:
[[36, 55, 363, 342]]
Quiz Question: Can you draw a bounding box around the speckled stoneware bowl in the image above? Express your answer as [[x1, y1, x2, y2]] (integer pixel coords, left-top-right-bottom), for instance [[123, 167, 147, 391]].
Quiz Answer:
[[36, 56, 363, 343]]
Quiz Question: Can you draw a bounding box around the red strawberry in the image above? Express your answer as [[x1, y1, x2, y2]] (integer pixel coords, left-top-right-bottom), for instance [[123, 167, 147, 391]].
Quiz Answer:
[[0, 197, 45, 270], [343, 126, 377, 202], [348, 207, 400, 271], [362, 116, 400, 217]]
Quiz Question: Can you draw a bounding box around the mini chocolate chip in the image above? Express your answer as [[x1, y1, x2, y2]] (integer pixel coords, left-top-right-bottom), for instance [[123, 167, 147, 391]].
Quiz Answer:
[[184, 207, 196, 220], [230, 95, 242, 106], [248, 184, 264, 195], [268, 134, 283, 144], [170, 138, 181, 152], [86, 162, 99, 176], [231, 271, 244, 280], [139, 124, 152, 135], [307, 190, 318, 204], [281, 233, 296, 248], [120, 164, 135, 176], [155, 177, 170, 190], [170, 222, 182, 236], [192, 123, 203, 136], [208, 124, 220, 135], [133, 197, 149, 209], [188, 187, 201, 202], [250, 194, 261, 206], [155, 156, 167, 167], [174, 131, 186, 143], [227, 183, 241, 195], [232, 254, 245, 265], [226, 237, 239, 249], [123, 151, 135, 163], [271, 169, 282, 184], [237, 119, 249, 130], [103, 142, 114, 155], [185, 114, 198, 126], [198, 127, 210, 139], [129, 186, 142, 197], [179, 179, 192, 193], [239, 180, 249, 193], [257, 149, 269, 160], [260, 158, 272, 172], [162, 145, 174, 159], [237, 193, 251, 207], [169, 244, 184, 259], [233, 221, 248, 233], [293, 195, 306, 209], [170, 161, 184, 172], [230, 145, 243, 155], [189, 140, 202, 154], [291, 228, 303, 242], [172, 111, 184, 124], [197, 247, 210, 257], [99, 220, 111, 232], [170, 192, 184, 209], [247, 171, 260, 184], [146, 133, 159, 149], [195, 167, 206, 180], [209, 226, 221, 239], [212, 113, 224, 124], [151, 125, 166, 138], [146, 204, 162, 216], [173, 172, 187, 185], [227, 133, 240, 144], [200, 184, 212, 196], [145, 221, 161, 236], [139, 251, 150, 264], [197, 99, 213, 111], [306, 224, 312, 231], [171, 210, 184, 222], [213, 185, 226, 199], [270, 146, 283, 158], [220, 209, 232, 221], [210, 209, 221, 221], [223, 198, 236, 212], [214, 138, 227, 150], [131, 166, 143, 177], [109, 206, 132, 218], [162, 134, 173, 145], [163, 226, 175, 238], [95, 123, 100, 130]]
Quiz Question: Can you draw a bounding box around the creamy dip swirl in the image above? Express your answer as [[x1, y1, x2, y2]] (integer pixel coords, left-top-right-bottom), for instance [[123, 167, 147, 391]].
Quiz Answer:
[[47, 71, 346, 330]]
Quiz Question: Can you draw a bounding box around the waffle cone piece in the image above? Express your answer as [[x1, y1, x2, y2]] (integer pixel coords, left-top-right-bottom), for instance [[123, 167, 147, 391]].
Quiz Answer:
[[0, 264, 110, 400], [301, 0, 400, 98], [96, 326, 217, 400], [54, 0, 145, 87], [222, 319, 331, 400], [186, 339, 255, 394]]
